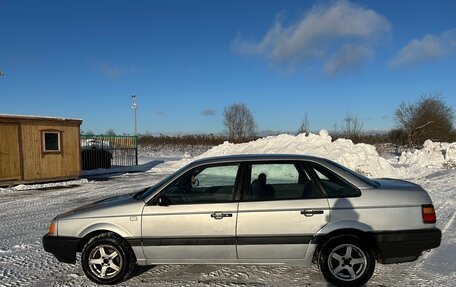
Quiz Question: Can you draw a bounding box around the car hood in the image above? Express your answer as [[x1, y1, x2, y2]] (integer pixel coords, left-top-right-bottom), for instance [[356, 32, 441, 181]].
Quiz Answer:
[[374, 178, 424, 190], [56, 193, 144, 220]]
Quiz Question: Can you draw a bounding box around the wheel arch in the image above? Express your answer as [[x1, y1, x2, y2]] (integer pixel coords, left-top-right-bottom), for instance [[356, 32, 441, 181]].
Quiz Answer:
[[312, 228, 380, 262], [76, 230, 111, 252], [79, 222, 132, 239], [76, 225, 134, 254]]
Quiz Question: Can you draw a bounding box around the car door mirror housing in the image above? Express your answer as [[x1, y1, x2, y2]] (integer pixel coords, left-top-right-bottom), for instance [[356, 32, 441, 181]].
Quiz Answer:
[[192, 178, 200, 187]]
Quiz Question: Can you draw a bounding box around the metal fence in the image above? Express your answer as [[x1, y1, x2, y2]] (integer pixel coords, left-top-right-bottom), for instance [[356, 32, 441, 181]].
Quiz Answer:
[[81, 135, 138, 170]]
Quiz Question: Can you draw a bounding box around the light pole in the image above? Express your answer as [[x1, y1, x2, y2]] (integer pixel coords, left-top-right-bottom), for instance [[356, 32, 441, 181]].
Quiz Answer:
[[131, 95, 138, 165], [131, 95, 137, 135]]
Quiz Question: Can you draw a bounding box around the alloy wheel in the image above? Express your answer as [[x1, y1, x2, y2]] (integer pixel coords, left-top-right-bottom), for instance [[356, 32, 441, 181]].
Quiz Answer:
[[88, 244, 124, 279], [327, 243, 367, 281]]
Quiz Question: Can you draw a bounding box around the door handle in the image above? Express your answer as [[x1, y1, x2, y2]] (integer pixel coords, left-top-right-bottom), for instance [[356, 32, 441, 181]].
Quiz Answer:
[[301, 209, 324, 217], [210, 212, 233, 220]]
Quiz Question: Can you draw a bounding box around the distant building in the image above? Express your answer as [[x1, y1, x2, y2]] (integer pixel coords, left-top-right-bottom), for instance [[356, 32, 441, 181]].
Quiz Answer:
[[0, 114, 82, 186]]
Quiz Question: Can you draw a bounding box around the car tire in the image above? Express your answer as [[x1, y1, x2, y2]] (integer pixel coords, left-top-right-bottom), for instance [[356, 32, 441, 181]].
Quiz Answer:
[[81, 232, 136, 285], [318, 236, 375, 287]]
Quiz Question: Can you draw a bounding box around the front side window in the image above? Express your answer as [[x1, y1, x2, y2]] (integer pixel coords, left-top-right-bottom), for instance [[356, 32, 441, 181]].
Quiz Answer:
[[247, 163, 321, 201], [42, 131, 61, 152], [309, 163, 360, 197], [161, 164, 239, 204]]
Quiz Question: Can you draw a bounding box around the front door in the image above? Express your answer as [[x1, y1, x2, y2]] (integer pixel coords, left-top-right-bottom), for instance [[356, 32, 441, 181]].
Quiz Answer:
[[236, 162, 330, 259], [141, 164, 240, 262]]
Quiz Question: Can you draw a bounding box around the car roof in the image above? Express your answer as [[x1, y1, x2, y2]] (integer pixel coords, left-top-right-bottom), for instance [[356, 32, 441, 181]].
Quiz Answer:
[[188, 154, 326, 167]]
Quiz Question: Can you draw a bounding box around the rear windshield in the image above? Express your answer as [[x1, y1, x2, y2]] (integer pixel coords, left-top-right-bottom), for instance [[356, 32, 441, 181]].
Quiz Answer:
[[325, 159, 379, 188]]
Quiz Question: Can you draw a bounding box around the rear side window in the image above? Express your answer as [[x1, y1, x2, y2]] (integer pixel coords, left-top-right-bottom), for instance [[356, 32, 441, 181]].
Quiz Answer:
[[246, 163, 322, 201], [309, 163, 360, 197]]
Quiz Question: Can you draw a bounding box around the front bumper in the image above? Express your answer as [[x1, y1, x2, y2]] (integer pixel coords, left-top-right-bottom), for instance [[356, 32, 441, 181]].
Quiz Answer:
[[372, 228, 442, 264], [42, 234, 81, 264]]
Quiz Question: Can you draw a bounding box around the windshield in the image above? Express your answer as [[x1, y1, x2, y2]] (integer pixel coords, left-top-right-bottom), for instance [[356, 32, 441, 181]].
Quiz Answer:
[[325, 159, 379, 188], [135, 172, 177, 200]]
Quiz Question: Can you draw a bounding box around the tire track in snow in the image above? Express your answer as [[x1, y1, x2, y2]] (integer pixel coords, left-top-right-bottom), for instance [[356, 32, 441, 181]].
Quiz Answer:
[[441, 210, 455, 234], [0, 168, 455, 286]]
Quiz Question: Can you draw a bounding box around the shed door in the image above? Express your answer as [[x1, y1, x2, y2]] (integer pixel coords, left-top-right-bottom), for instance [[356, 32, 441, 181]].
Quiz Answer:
[[0, 124, 21, 181]]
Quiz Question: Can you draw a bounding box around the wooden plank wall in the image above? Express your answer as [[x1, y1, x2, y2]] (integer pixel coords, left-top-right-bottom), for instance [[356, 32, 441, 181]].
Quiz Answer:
[[0, 124, 21, 181], [21, 123, 81, 181]]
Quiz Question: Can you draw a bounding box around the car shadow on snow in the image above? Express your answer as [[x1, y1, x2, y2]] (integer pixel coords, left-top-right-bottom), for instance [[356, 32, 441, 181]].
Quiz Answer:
[[130, 265, 156, 278]]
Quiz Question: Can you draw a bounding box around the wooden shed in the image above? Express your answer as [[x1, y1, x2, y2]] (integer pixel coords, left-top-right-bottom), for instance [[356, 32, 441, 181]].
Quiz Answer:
[[0, 114, 82, 186]]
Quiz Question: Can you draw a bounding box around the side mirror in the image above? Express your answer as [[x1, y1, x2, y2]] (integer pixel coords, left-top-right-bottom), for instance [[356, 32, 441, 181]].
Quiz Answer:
[[157, 195, 171, 206], [192, 178, 200, 187]]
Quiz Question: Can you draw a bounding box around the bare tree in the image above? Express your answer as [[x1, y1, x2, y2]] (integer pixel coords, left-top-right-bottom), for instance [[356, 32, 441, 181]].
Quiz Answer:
[[395, 92, 454, 146], [341, 113, 363, 139], [332, 121, 339, 133], [105, 129, 116, 136], [223, 103, 256, 141], [297, 113, 310, 135]]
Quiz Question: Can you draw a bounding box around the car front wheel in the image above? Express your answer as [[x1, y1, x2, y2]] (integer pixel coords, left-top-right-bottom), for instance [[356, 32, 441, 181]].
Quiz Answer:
[[81, 233, 136, 284], [318, 236, 375, 287]]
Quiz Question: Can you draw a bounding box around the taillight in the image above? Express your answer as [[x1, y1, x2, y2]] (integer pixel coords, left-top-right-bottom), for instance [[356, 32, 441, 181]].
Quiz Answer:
[[422, 205, 436, 224], [48, 221, 56, 235]]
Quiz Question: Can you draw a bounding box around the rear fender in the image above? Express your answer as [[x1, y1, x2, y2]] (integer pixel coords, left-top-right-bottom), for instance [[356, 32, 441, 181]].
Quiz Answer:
[[317, 220, 374, 235]]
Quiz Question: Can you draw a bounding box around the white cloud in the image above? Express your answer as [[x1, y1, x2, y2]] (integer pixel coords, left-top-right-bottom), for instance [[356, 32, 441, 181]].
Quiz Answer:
[[232, 0, 391, 75], [100, 63, 124, 79], [390, 29, 456, 67], [99, 63, 146, 79], [201, 109, 216, 116], [324, 44, 372, 76]]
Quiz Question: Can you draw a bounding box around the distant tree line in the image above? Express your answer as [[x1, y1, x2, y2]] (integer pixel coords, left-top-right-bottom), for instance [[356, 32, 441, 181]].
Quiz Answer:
[[298, 92, 455, 146], [139, 134, 228, 147], [90, 93, 456, 148]]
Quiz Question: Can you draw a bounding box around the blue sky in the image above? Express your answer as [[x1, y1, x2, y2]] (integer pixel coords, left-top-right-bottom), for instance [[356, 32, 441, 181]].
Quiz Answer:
[[1, 0, 455, 135]]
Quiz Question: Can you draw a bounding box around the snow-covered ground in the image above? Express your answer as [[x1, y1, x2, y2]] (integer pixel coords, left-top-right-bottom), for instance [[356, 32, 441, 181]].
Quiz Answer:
[[0, 131, 455, 286]]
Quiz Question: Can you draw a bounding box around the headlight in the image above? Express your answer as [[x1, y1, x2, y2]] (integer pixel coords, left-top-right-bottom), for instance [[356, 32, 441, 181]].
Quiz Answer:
[[48, 220, 57, 235]]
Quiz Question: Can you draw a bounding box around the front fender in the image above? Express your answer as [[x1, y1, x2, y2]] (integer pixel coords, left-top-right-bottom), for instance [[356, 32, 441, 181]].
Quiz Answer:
[[78, 222, 134, 238]]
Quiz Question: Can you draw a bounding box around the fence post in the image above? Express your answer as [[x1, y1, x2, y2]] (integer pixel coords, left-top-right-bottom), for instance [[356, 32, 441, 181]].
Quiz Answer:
[[135, 135, 138, 166]]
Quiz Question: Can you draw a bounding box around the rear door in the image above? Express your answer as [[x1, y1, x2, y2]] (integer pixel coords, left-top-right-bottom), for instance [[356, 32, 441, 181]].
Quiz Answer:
[[236, 161, 330, 259], [141, 164, 240, 262]]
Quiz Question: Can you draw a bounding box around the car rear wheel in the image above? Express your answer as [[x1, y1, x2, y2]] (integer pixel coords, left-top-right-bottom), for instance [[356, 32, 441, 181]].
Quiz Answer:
[[81, 233, 136, 284], [318, 236, 375, 287]]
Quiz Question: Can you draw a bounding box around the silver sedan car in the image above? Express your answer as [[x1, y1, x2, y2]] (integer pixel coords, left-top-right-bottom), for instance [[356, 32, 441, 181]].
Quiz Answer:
[[43, 154, 441, 286]]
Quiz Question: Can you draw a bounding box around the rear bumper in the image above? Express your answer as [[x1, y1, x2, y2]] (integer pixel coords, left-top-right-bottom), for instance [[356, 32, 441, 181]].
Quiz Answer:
[[372, 228, 441, 264], [42, 234, 81, 264]]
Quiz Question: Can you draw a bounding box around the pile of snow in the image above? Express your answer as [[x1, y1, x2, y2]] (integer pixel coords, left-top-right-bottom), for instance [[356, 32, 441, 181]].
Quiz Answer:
[[398, 140, 456, 168], [155, 130, 397, 178]]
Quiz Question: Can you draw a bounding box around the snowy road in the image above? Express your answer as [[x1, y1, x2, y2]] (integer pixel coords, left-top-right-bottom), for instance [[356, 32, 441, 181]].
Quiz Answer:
[[0, 169, 454, 287]]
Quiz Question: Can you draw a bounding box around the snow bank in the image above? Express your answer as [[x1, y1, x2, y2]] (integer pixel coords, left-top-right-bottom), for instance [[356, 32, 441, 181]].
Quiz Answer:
[[0, 179, 89, 193], [155, 130, 397, 177], [81, 160, 164, 177], [398, 140, 456, 168]]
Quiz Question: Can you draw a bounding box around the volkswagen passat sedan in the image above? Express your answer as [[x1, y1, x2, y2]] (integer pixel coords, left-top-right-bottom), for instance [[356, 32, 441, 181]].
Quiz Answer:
[[43, 154, 441, 286]]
